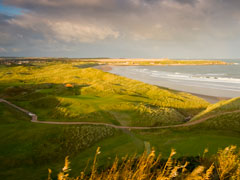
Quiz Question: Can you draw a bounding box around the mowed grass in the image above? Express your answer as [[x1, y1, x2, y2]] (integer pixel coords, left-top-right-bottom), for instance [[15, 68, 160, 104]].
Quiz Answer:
[[134, 128, 240, 157], [0, 63, 209, 126]]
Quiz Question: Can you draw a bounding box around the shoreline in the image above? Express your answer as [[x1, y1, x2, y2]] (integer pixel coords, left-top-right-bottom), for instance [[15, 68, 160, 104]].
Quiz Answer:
[[94, 62, 229, 67], [94, 65, 113, 71], [189, 93, 229, 104], [95, 65, 231, 104]]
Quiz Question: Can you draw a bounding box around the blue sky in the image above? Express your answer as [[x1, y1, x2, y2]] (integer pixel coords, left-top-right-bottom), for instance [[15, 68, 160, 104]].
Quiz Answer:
[[0, 0, 240, 58], [0, 1, 23, 16]]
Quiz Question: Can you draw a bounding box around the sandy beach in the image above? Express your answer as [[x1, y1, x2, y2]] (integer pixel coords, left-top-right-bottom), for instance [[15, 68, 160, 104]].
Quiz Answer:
[[96, 65, 233, 103], [94, 65, 113, 71], [189, 93, 229, 103]]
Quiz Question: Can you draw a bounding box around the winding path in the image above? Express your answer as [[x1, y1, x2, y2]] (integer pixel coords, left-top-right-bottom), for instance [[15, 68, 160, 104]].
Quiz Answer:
[[1, 98, 240, 129]]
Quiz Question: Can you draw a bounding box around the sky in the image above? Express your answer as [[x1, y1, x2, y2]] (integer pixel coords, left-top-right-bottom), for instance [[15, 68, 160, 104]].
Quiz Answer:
[[0, 0, 240, 58]]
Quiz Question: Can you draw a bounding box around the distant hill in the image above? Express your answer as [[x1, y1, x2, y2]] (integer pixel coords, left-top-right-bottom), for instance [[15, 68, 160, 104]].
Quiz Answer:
[[0, 57, 229, 66]]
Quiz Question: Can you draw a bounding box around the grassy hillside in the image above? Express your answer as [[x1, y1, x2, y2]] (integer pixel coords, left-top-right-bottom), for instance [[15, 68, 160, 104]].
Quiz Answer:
[[0, 62, 240, 180], [0, 63, 209, 126], [1, 101, 240, 180], [191, 97, 240, 120], [189, 97, 240, 131], [0, 103, 118, 180], [0, 103, 30, 123]]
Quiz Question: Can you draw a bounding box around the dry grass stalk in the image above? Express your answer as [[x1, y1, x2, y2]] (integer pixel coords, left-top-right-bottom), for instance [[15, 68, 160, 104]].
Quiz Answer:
[[48, 145, 239, 180]]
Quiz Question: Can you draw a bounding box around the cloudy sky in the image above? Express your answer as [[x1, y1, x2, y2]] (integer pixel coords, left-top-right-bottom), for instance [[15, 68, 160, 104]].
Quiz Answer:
[[0, 0, 240, 58]]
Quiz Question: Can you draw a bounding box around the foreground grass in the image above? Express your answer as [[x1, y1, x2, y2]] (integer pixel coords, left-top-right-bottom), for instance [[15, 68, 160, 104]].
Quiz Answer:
[[50, 145, 240, 180], [1, 102, 240, 180]]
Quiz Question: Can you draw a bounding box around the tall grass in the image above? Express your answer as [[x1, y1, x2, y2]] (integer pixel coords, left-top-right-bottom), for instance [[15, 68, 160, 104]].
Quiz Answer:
[[49, 146, 240, 180], [59, 126, 116, 155]]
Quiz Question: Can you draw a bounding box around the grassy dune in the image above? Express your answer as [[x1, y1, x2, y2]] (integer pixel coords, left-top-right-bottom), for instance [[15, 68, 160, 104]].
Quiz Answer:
[[0, 63, 209, 126], [189, 97, 240, 131], [191, 97, 240, 121]]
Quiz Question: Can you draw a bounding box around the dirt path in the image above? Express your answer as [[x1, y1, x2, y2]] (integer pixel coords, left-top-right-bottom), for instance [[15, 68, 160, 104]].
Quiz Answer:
[[1, 98, 240, 129]]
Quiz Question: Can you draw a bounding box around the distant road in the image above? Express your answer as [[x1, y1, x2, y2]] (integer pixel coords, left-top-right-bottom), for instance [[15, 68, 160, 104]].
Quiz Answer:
[[1, 98, 239, 129]]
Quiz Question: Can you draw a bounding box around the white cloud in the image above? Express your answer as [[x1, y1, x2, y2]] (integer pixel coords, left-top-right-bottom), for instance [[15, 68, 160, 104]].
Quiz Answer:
[[11, 48, 21, 52], [49, 22, 119, 43], [0, 47, 7, 53], [7, 13, 119, 43]]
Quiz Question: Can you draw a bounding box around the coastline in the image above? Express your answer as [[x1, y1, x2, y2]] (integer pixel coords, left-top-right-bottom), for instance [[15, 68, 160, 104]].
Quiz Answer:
[[189, 93, 229, 103], [96, 65, 231, 104], [94, 62, 229, 67], [94, 65, 113, 71]]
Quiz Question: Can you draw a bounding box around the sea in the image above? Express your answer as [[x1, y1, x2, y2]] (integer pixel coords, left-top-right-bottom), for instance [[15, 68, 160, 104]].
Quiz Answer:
[[109, 59, 240, 98]]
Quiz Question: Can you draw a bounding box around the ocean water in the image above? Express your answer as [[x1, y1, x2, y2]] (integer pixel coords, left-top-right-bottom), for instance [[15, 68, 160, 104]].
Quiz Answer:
[[109, 59, 240, 98]]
